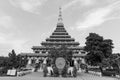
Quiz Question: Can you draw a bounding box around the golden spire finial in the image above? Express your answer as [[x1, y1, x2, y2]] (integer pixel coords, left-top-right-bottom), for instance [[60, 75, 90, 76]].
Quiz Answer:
[[58, 7, 63, 22]]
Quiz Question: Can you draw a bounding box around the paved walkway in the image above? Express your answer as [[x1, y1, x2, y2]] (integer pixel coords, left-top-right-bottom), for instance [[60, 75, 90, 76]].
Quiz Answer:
[[0, 72, 119, 80]]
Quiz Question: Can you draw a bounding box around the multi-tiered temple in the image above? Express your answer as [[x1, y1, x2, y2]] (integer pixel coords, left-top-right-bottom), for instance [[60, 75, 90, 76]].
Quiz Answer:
[[20, 8, 86, 59]]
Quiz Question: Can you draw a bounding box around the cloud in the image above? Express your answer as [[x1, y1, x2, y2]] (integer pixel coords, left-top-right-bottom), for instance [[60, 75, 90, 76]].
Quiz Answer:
[[80, 0, 95, 6], [0, 15, 15, 28], [76, 7, 111, 30], [0, 32, 28, 56], [63, 0, 79, 10], [76, 1, 120, 30], [0, 9, 15, 29], [9, 0, 47, 14], [0, 11, 28, 56], [63, 0, 95, 10]]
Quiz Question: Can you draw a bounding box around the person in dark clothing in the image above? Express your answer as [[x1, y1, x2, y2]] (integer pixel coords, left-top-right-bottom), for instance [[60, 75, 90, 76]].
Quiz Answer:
[[46, 58, 51, 67], [70, 60, 74, 67]]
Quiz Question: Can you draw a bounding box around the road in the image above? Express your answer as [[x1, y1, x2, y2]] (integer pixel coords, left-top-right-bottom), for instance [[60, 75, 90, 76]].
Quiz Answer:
[[0, 72, 119, 80]]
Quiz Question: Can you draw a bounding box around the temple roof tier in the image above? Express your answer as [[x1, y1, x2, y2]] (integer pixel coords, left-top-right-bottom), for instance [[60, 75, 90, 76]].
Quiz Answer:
[[54, 30, 66, 32], [19, 53, 48, 57], [50, 35, 71, 38], [56, 24, 64, 27], [19, 53, 85, 57], [46, 38, 75, 42], [32, 46, 84, 50], [55, 27, 66, 31], [52, 32, 69, 35], [41, 41, 79, 46]]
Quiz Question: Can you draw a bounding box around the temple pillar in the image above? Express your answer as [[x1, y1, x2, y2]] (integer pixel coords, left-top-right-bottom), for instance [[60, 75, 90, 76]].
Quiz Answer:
[[35, 57, 39, 64], [26, 57, 33, 69], [43, 57, 48, 64], [27, 57, 32, 65], [72, 57, 79, 70], [40, 57, 48, 70], [46, 51, 48, 54], [81, 58, 85, 64]]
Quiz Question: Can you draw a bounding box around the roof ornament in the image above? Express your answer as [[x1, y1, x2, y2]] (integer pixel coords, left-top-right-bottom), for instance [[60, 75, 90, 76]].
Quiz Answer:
[[58, 7, 63, 23]]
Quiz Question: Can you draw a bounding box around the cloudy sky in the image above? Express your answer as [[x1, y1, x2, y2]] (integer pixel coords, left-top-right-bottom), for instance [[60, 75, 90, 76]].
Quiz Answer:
[[0, 0, 120, 56]]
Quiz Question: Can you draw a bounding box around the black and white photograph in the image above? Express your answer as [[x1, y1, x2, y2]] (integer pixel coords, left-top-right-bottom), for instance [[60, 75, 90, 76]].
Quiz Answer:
[[0, 0, 120, 80]]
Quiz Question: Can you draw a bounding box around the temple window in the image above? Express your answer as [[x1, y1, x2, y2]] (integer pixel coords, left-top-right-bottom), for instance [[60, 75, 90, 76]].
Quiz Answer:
[[42, 51, 46, 54], [35, 51, 39, 53]]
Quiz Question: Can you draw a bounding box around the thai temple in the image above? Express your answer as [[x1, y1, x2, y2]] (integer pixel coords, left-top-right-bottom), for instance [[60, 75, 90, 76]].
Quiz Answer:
[[20, 8, 86, 66]]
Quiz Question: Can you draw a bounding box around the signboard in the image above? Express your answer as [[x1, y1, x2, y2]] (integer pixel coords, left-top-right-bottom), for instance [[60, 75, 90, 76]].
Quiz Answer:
[[10, 69, 16, 76], [7, 70, 11, 75], [7, 69, 16, 76], [55, 57, 66, 69]]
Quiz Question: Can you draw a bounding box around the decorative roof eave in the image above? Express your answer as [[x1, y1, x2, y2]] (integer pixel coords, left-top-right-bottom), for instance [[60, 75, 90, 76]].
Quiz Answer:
[[19, 53, 86, 57], [32, 46, 50, 49], [73, 54, 86, 57], [41, 42, 80, 45], [50, 35, 71, 37], [32, 46, 84, 50], [52, 32, 68, 35], [50, 35, 71, 38], [46, 38, 75, 41], [54, 30, 66, 32], [19, 53, 48, 57]]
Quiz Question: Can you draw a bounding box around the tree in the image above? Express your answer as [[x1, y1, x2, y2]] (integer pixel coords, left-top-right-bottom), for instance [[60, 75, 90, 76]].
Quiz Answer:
[[15, 55, 28, 68], [85, 33, 114, 66], [7, 49, 28, 69], [101, 39, 114, 58], [85, 33, 104, 65], [101, 54, 120, 73], [8, 49, 18, 68], [0, 57, 9, 67]]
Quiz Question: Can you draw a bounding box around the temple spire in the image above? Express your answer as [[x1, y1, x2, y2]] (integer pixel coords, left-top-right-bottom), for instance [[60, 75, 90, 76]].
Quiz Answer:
[[57, 7, 64, 26], [58, 7, 62, 22]]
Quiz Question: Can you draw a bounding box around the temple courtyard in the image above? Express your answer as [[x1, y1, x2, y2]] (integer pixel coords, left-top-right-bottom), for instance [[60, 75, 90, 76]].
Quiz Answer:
[[0, 72, 119, 80]]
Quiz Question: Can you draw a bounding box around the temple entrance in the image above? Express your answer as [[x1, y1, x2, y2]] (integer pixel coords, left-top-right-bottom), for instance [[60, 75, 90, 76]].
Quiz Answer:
[[42, 57, 77, 77]]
